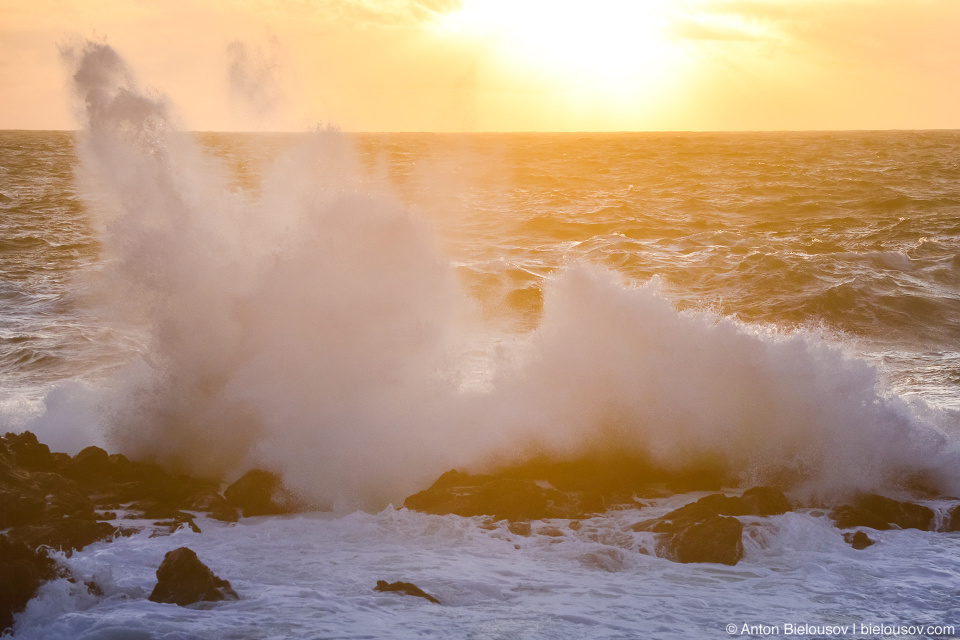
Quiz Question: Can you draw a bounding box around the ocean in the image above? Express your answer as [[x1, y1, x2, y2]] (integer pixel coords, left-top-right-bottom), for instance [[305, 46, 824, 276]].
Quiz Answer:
[[3, 42, 960, 639]]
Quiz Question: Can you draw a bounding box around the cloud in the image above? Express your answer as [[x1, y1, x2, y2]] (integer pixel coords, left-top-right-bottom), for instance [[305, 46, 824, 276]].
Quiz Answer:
[[266, 0, 462, 27], [670, 17, 766, 42]]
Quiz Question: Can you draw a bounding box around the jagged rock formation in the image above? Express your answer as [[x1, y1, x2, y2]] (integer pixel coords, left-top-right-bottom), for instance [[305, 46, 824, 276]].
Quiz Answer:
[[148, 547, 239, 606]]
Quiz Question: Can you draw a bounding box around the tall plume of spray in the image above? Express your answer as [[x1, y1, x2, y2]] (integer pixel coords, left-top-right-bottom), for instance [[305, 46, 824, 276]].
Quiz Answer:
[[62, 39, 470, 508], [57, 39, 960, 508], [226, 38, 284, 119]]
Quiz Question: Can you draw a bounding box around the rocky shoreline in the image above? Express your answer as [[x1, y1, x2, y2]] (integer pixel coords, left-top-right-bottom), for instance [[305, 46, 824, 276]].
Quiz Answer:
[[3, 431, 959, 632]]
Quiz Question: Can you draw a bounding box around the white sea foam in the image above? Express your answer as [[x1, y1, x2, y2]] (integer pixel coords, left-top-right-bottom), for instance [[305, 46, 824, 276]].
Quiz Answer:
[[11, 505, 960, 639]]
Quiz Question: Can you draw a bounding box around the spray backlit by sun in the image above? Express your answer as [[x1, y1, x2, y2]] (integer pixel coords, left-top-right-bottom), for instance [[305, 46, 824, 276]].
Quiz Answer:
[[436, 0, 688, 107]]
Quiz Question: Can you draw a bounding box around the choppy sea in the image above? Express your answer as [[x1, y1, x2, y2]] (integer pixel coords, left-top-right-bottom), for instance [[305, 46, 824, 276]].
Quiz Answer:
[[3, 41, 960, 639]]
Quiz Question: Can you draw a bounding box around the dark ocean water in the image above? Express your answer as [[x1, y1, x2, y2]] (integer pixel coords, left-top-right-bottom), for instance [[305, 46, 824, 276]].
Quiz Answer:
[[3, 130, 960, 406]]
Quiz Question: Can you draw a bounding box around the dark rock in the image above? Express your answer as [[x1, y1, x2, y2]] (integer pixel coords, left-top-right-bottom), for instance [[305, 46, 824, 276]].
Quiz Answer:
[[0, 432, 234, 553], [830, 505, 891, 531], [657, 514, 744, 566], [209, 506, 240, 523], [659, 494, 749, 522], [629, 491, 780, 566], [151, 516, 201, 536], [945, 504, 960, 532], [0, 485, 45, 528], [374, 580, 439, 604], [403, 471, 593, 521], [830, 494, 934, 531], [404, 454, 734, 523], [66, 446, 110, 481], [50, 452, 71, 470], [741, 487, 792, 515], [224, 469, 303, 517], [844, 530, 875, 550], [637, 488, 791, 533], [6, 519, 117, 553], [508, 521, 531, 536], [0, 535, 57, 632], [496, 454, 729, 501], [148, 547, 238, 606], [4, 431, 54, 472]]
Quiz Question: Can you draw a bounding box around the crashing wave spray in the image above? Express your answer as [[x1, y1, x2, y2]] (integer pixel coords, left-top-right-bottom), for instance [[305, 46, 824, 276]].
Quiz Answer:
[[61, 40, 470, 508], [54, 39, 959, 508], [476, 266, 958, 499]]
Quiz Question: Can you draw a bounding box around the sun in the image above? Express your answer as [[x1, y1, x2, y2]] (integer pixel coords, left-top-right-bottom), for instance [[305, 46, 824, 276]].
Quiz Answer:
[[435, 0, 688, 106]]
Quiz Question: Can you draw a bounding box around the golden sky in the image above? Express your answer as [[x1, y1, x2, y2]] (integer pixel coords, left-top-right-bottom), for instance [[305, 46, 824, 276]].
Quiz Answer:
[[1, 0, 959, 131]]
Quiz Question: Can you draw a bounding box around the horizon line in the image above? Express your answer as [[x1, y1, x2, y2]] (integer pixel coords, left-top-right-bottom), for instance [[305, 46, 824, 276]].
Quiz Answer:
[[2, 127, 959, 135]]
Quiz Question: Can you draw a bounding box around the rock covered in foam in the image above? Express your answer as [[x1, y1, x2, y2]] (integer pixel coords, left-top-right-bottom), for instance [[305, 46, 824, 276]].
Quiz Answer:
[[629, 488, 789, 566], [148, 547, 238, 606], [844, 531, 875, 550]]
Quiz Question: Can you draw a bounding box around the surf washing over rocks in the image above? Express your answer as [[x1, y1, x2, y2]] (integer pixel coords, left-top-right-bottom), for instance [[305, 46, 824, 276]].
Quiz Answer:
[[19, 39, 956, 509]]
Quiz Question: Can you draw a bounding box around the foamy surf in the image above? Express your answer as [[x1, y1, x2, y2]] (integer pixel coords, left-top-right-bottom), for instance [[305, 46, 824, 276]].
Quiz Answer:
[[11, 505, 960, 639]]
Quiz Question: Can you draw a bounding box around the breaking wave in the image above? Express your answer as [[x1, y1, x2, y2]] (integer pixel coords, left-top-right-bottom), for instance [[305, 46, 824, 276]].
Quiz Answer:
[[27, 40, 959, 508]]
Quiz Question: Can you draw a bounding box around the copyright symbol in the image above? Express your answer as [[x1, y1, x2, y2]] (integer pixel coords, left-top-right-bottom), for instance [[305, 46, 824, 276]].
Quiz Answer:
[[726, 623, 738, 635]]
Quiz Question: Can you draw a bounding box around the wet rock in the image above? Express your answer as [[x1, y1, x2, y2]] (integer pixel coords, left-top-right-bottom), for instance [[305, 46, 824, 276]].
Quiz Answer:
[[223, 469, 304, 517], [657, 514, 744, 566], [830, 505, 890, 530], [148, 547, 238, 606], [403, 455, 734, 524], [403, 470, 593, 521], [741, 486, 792, 515], [65, 446, 110, 481], [3, 431, 55, 472], [0, 484, 45, 528], [830, 494, 934, 531], [150, 510, 202, 535], [209, 505, 240, 523], [844, 530, 875, 550], [945, 504, 960, 532], [629, 490, 781, 566], [0, 432, 225, 553], [634, 487, 791, 533], [374, 580, 439, 604], [6, 518, 117, 553], [495, 455, 729, 502], [0, 535, 57, 633], [508, 521, 531, 536]]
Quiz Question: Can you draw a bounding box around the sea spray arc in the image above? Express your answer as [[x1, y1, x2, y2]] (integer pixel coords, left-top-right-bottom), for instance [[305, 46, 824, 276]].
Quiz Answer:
[[481, 265, 956, 498], [59, 39, 958, 508], [63, 40, 470, 509]]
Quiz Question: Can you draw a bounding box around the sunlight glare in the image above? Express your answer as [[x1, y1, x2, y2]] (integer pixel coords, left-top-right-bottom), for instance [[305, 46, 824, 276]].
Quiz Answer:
[[436, 0, 687, 102]]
